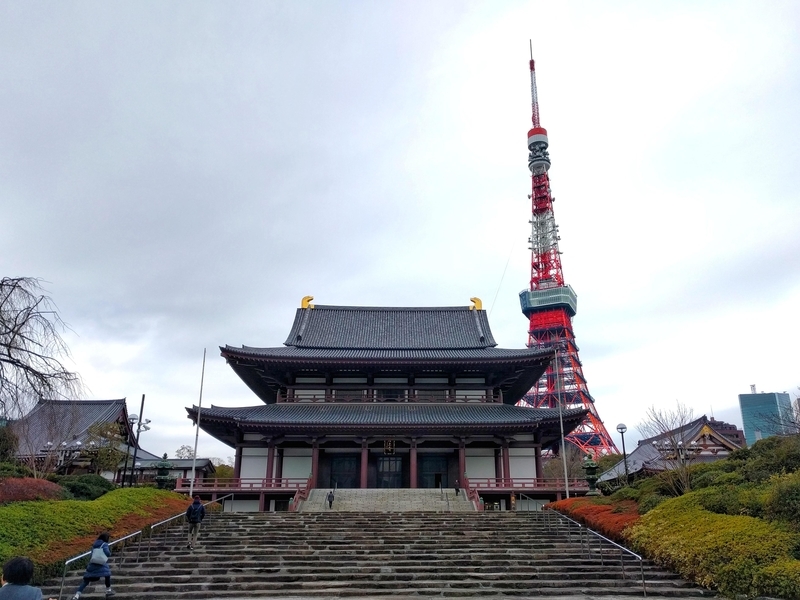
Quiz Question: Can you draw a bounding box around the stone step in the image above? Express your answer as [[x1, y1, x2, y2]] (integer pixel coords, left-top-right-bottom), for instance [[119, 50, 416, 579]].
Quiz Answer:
[[301, 488, 477, 512], [44, 511, 712, 599]]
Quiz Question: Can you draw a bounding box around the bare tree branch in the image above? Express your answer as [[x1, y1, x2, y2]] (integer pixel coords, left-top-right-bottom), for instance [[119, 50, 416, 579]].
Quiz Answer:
[[0, 277, 83, 418], [637, 401, 697, 495]]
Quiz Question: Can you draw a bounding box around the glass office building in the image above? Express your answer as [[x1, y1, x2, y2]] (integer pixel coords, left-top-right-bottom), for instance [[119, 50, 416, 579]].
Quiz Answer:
[[738, 392, 793, 447]]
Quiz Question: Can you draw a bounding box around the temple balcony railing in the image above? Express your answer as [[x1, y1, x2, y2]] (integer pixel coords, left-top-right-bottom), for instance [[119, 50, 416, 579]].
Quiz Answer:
[[173, 477, 310, 493], [467, 477, 589, 492], [276, 392, 503, 403]]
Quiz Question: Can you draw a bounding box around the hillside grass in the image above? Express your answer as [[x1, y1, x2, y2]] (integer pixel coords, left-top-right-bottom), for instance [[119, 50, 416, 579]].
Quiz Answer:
[[0, 487, 191, 583]]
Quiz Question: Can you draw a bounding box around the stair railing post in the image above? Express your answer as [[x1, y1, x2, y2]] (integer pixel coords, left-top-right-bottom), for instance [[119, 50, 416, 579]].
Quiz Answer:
[[640, 557, 647, 597], [58, 561, 68, 600]]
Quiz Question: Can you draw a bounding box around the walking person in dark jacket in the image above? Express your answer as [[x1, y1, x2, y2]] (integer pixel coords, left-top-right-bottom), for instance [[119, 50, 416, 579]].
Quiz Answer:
[[71, 532, 114, 599], [185, 495, 206, 550], [326, 490, 335, 509]]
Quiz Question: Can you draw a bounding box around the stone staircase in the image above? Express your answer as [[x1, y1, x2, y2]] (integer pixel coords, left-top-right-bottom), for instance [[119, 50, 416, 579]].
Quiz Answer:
[[45, 509, 715, 599], [301, 487, 475, 512]]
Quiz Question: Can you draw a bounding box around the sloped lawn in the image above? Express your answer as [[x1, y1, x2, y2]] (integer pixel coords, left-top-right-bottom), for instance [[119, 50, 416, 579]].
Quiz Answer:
[[0, 487, 191, 582]]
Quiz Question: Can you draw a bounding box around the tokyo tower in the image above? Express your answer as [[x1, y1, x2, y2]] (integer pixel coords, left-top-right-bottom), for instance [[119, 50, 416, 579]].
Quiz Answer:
[[519, 51, 618, 456]]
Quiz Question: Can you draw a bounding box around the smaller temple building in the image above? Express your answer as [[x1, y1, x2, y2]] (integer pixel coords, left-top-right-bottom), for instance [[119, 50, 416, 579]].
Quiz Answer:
[[598, 415, 744, 485], [186, 298, 588, 511]]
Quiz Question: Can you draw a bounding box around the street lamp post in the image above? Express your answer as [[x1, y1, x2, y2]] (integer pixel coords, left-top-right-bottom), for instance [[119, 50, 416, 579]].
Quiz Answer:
[[126, 394, 150, 487], [616, 423, 629, 483]]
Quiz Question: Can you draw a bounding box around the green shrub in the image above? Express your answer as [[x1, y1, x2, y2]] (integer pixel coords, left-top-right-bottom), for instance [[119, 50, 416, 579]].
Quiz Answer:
[[709, 471, 745, 486], [609, 486, 640, 502], [733, 435, 800, 483], [637, 493, 668, 514], [695, 485, 742, 515], [692, 483, 768, 518], [58, 474, 115, 500], [637, 473, 676, 497], [764, 471, 800, 530], [690, 462, 739, 489], [0, 462, 33, 479], [752, 558, 800, 599], [628, 493, 800, 598]]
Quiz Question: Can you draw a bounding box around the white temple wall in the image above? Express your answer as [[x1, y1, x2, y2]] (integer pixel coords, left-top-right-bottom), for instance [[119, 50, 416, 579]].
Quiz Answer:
[[240, 447, 268, 480], [465, 448, 495, 479], [508, 447, 536, 479], [226, 499, 260, 512], [282, 448, 312, 479]]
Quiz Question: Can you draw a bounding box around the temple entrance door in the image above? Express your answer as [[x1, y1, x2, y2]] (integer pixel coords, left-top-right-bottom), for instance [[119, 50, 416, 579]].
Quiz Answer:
[[330, 456, 358, 489], [377, 456, 403, 488], [418, 455, 448, 489]]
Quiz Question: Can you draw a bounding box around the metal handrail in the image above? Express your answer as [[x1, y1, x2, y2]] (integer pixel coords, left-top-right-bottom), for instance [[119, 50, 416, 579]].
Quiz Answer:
[[288, 477, 313, 512], [460, 476, 483, 511], [56, 495, 233, 600], [517, 492, 540, 511], [544, 509, 647, 597]]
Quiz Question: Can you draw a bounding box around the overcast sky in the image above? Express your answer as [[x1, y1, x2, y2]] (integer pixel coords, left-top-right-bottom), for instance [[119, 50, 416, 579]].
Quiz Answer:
[[2, 1, 798, 462]]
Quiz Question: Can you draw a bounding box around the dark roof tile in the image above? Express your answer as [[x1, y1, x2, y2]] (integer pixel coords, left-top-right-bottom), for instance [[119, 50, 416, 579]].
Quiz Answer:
[[283, 305, 497, 350], [193, 402, 585, 428], [11, 399, 129, 457]]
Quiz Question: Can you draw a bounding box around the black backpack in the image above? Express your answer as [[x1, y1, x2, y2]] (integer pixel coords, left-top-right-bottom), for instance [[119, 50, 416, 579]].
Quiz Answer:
[[188, 505, 202, 523]]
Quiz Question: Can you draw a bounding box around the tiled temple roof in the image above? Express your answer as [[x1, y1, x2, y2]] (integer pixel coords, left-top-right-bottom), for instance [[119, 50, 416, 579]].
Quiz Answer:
[[188, 402, 588, 448], [11, 398, 131, 457], [283, 305, 497, 349]]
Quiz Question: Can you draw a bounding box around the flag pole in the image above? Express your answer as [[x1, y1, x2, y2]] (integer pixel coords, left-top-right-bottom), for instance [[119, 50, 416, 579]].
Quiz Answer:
[[189, 348, 206, 497]]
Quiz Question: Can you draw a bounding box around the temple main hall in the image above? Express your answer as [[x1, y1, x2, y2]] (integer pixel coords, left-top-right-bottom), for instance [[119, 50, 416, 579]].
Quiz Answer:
[[186, 297, 587, 510]]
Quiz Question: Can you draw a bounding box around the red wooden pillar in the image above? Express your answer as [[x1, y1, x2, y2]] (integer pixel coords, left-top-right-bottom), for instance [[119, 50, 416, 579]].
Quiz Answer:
[[311, 440, 319, 489], [534, 445, 543, 483], [266, 443, 275, 486], [409, 439, 418, 489], [502, 441, 511, 485], [360, 439, 369, 489], [458, 439, 466, 482], [233, 446, 243, 479], [275, 449, 283, 480], [495, 448, 503, 484]]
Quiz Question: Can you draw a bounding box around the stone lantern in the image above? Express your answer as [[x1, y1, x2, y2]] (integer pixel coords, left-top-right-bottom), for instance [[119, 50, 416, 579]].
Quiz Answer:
[[582, 454, 602, 496], [154, 453, 174, 490]]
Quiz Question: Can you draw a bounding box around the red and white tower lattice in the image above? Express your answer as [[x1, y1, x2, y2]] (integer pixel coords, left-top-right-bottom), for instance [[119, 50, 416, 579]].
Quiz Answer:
[[519, 54, 618, 456]]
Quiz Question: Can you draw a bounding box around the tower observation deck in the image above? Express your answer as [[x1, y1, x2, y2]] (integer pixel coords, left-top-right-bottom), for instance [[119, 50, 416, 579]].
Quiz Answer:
[[519, 54, 618, 457]]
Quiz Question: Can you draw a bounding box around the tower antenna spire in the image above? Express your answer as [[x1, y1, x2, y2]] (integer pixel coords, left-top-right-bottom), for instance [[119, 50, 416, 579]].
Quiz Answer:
[[518, 51, 618, 458], [529, 40, 540, 129]]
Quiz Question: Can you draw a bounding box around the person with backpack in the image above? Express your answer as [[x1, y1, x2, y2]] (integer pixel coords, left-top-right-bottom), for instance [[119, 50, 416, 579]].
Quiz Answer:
[[185, 495, 206, 550], [71, 532, 114, 599]]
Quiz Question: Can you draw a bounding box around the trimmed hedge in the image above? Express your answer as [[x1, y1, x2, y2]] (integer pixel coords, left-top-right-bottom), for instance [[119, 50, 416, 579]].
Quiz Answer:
[[764, 471, 800, 531], [0, 462, 33, 479], [58, 474, 116, 501], [0, 478, 68, 503], [548, 496, 639, 540], [627, 493, 800, 598]]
